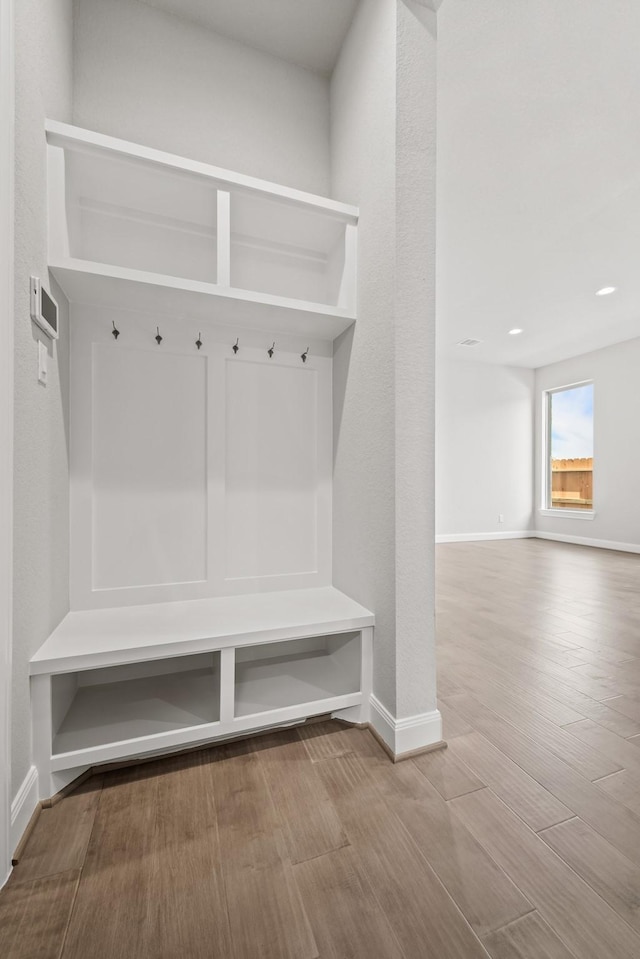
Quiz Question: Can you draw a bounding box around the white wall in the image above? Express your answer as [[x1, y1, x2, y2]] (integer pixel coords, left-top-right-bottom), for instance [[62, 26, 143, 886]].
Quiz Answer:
[[535, 336, 640, 548], [436, 359, 535, 538], [73, 0, 331, 195], [12, 0, 72, 800], [1, 0, 15, 886], [332, 0, 439, 733], [331, 0, 397, 712], [394, 0, 438, 720]]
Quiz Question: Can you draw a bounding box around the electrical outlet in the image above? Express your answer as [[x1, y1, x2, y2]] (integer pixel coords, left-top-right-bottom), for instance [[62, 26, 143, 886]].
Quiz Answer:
[[498, 513, 504, 524]]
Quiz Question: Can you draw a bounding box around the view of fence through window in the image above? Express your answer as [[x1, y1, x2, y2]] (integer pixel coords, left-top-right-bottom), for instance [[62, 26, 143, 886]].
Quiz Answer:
[[549, 382, 594, 509]]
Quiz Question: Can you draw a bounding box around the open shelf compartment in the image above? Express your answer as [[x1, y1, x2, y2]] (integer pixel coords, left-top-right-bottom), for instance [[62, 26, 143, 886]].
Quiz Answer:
[[230, 190, 353, 308], [52, 142, 219, 284], [234, 632, 361, 718], [51, 651, 220, 756]]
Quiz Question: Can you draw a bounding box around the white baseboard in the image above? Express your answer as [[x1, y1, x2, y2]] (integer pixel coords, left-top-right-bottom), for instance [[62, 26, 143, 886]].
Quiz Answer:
[[369, 695, 442, 758], [534, 531, 640, 554], [11, 765, 39, 856], [437, 528, 640, 555], [436, 531, 535, 544]]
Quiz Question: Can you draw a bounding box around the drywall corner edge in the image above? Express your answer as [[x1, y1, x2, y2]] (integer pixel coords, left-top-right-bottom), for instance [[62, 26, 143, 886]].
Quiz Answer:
[[0, 0, 15, 890]]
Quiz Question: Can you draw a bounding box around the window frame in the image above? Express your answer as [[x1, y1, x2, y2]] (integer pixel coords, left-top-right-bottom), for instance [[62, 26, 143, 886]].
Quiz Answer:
[[540, 380, 595, 518]]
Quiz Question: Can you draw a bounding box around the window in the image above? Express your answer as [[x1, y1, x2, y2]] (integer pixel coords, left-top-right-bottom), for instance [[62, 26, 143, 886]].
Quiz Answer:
[[544, 382, 594, 511]]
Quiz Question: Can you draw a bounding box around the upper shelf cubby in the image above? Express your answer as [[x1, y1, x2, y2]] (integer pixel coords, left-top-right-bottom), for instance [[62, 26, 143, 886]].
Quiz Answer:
[[230, 191, 348, 306], [60, 143, 219, 284], [46, 121, 358, 340]]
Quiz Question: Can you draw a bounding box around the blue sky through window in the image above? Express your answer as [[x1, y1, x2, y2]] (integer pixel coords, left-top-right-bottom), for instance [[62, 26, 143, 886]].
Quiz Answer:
[[551, 384, 594, 460]]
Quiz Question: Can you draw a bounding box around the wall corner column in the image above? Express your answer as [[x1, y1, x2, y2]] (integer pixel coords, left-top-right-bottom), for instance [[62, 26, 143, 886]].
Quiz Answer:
[[389, 0, 441, 756], [331, 0, 441, 760]]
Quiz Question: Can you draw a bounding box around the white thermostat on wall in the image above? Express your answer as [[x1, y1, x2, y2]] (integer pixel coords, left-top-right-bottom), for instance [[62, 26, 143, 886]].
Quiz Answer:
[[30, 275, 59, 340]]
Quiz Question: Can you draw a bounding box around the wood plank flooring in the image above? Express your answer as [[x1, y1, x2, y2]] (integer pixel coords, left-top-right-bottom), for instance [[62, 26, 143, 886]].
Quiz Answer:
[[3, 539, 640, 957]]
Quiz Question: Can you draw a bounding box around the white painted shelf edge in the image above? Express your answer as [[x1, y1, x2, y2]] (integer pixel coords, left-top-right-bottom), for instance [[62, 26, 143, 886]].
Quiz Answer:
[[49, 259, 356, 341], [30, 586, 375, 675], [49, 695, 362, 772], [46, 119, 359, 221], [50, 720, 223, 772]]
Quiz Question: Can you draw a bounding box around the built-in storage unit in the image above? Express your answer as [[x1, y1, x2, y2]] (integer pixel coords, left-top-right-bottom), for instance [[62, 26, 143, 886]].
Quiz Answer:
[[31, 588, 373, 797], [46, 121, 358, 340], [31, 122, 372, 799]]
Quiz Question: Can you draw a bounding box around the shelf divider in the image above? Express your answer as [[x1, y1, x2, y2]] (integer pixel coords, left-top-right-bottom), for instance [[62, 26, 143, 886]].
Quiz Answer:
[[219, 646, 235, 723], [216, 189, 231, 288], [339, 222, 358, 313], [47, 145, 70, 259]]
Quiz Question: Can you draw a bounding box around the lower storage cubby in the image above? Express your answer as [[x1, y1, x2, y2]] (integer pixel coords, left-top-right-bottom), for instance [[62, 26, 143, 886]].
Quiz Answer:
[[234, 632, 361, 717], [31, 587, 374, 797], [52, 652, 220, 755]]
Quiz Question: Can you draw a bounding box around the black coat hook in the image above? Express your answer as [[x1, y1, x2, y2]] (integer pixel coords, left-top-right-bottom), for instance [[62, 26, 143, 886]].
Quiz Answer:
[[301, 347, 309, 363], [232, 337, 239, 354], [196, 332, 203, 350], [268, 342, 275, 358], [155, 326, 163, 345], [112, 321, 120, 340]]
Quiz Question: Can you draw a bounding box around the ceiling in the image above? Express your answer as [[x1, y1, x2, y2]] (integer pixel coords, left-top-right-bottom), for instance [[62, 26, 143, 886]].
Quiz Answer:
[[436, 0, 640, 368], [138, 0, 359, 76], [137, 1, 639, 370]]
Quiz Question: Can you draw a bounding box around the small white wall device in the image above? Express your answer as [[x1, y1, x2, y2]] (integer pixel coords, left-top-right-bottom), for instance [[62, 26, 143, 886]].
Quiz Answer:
[[30, 275, 59, 340]]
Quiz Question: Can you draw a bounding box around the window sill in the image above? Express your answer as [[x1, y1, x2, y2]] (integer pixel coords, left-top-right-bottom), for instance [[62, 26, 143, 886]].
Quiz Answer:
[[538, 508, 596, 521]]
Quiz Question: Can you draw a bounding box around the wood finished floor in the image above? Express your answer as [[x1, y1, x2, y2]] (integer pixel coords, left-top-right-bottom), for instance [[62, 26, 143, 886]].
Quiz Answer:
[[4, 539, 640, 957]]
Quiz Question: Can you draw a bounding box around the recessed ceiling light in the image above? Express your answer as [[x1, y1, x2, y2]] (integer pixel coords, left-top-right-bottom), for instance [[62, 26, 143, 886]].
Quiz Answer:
[[508, 328, 523, 335], [596, 286, 617, 296]]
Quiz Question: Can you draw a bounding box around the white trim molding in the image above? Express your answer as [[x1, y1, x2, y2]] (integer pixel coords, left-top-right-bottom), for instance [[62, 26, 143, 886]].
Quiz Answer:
[[436, 529, 640, 555], [0, 0, 15, 889], [535, 531, 640, 555], [436, 531, 535, 544], [10, 766, 39, 858], [369, 695, 442, 759], [538, 509, 595, 521]]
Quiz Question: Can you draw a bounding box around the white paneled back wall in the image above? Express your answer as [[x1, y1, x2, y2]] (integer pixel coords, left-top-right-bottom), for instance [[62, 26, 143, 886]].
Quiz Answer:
[[221, 361, 322, 581], [70, 307, 332, 610], [92, 345, 208, 591]]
